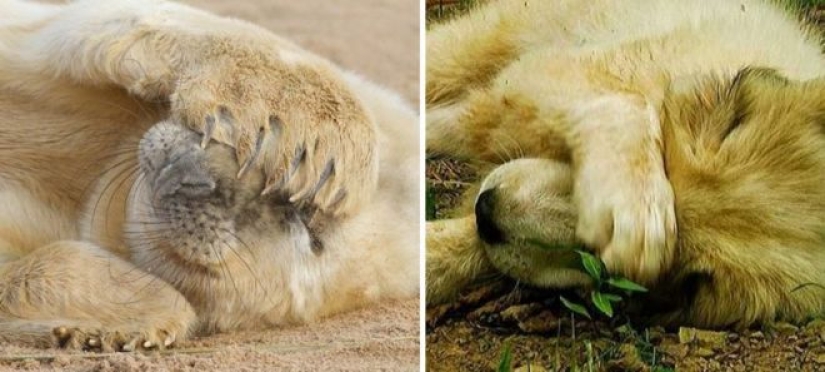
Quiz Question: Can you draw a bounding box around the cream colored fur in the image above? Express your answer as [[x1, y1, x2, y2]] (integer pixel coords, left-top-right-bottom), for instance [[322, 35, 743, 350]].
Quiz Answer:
[[0, 0, 418, 351], [426, 0, 825, 328]]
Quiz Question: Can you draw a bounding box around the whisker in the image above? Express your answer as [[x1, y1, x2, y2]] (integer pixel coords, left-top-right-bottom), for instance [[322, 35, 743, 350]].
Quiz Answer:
[[220, 230, 269, 300]]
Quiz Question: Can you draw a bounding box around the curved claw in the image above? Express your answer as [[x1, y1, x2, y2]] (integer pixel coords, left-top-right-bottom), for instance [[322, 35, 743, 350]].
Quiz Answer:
[[122, 339, 138, 352], [326, 188, 347, 214], [201, 115, 216, 149], [290, 158, 335, 203], [86, 337, 100, 347], [289, 144, 307, 179], [164, 334, 176, 347], [261, 178, 282, 196], [309, 158, 335, 199], [237, 126, 266, 179], [53, 326, 69, 339]]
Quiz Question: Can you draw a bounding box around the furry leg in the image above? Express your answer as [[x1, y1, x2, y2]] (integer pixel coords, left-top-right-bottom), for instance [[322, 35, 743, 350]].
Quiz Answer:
[[426, 217, 494, 304], [0, 240, 195, 351]]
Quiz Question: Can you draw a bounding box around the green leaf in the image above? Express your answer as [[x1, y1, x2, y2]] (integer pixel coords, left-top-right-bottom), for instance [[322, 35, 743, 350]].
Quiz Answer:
[[591, 291, 614, 317], [576, 250, 602, 280], [497, 342, 513, 372], [607, 277, 648, 293], [425, 187, 436, 221], [602, 293, 623, 303], [560, 296, 591, 319]]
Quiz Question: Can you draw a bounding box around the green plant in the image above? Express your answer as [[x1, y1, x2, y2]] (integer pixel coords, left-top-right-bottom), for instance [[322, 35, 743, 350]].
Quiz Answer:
[[425, 186, 436, 220], [560, 250, 648, 318], [497, 342, 513, 372]]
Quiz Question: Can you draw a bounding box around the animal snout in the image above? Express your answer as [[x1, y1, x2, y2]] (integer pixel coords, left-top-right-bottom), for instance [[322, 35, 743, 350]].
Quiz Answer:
[[153, 151, 216, 201], [140, 121, 219, 202], [475, 188, 505, 245]]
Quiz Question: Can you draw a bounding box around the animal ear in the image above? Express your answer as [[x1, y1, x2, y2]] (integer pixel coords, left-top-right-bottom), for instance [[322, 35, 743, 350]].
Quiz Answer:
[[720, 67, 791, 137], [727, 67, 788, 111], [729, 67, 788, 89]]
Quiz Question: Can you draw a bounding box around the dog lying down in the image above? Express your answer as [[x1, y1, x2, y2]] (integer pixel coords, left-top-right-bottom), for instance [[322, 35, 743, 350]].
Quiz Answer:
[[425, 0, 825, 328]]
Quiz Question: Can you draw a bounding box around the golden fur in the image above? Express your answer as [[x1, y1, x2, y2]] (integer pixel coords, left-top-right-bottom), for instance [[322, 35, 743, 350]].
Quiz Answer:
[[0, 0, 419, 350], [426, 0, 825, 328]]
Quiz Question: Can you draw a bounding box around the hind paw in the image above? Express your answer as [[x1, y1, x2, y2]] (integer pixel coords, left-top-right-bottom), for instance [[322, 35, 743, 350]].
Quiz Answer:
[[52, 322, 186, 352]]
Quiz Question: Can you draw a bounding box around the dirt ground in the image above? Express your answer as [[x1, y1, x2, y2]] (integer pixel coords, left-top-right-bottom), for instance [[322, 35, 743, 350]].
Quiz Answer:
[[426, 153, 825, 372], [425, 266, 825, 371], [0, 1, 420, 371]]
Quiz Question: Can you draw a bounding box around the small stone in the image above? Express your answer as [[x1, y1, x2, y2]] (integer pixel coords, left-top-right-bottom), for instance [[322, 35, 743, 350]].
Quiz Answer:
[[658, 343, 689, 359], [691, 347, 716, 357], [750, 331, 765, 339], [679, 327, 727, 349], [770, 322, 799, 335], [815, 354, 825, 364], [514, 364, 548, 372]]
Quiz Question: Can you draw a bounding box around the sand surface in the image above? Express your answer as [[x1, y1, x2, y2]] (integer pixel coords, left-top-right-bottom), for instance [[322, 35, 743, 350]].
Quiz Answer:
[[0, 0, 420, 371]]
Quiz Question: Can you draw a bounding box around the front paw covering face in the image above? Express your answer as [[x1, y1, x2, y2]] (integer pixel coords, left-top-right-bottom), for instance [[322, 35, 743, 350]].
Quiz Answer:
[[134, 121, 321, 269]]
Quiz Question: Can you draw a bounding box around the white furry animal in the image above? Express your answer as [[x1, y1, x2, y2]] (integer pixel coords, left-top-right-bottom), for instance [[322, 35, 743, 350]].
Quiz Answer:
[[0, 0, 419, 351], [426, 0, 825, 328]]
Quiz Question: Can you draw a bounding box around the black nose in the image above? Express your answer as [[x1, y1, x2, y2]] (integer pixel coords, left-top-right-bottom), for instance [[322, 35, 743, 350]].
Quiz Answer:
[[475, 188, 505, 245], [153, 152, 216, 201]]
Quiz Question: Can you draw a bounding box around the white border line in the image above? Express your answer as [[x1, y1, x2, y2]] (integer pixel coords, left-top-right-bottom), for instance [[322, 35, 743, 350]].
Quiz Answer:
[[418, 0, 427, 370]]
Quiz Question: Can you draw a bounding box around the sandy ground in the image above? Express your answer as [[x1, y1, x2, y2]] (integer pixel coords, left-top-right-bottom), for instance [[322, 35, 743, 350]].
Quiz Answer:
[[0, 0, 420, 371], [1, 300, 418, 371]]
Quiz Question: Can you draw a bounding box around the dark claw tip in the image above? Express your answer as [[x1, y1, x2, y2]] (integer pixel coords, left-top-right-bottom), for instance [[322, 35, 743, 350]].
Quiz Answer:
[[269, 115, 282, 125], [218, 105, 232, 118]]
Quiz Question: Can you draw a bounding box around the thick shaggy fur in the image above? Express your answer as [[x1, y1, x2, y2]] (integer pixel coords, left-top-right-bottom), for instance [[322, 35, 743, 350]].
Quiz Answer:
[[426, 0, 825, 328], [0, 0, 419, 350]]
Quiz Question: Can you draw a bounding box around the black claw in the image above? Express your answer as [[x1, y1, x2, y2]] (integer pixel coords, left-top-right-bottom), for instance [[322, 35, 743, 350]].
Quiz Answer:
[[237, 127, 266, 178], [269, 115, 283, 136], [308, 159, 335, 200], [253, 127, 265, 157], [53, 327, 71, 348], [328, 188, 347, 211], [288, 144, 307, 179], [217, 106, 235, 139], [310, 234, 324, 255], [201, 115, 216, 148], [218, 105, 233, 121]]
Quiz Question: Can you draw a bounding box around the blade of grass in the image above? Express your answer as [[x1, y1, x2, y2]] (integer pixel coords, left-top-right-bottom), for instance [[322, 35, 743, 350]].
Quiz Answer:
[[498, 342, 513, 372]]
